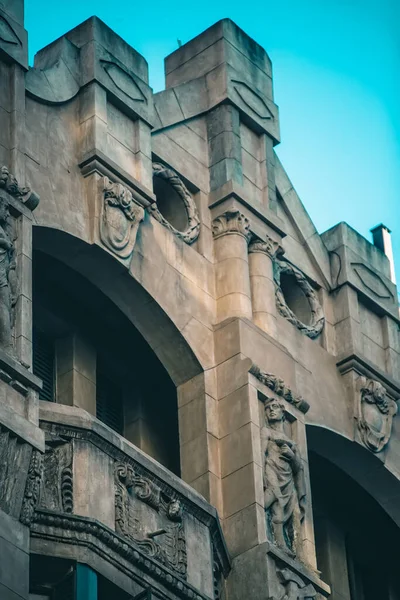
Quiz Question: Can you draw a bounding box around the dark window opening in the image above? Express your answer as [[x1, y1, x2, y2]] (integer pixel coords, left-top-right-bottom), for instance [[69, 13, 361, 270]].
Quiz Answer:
[[33, 328, 55, 402], [96, 360, 123, 434], [153, 174, 188, 232], [280, 272, 312, 325]]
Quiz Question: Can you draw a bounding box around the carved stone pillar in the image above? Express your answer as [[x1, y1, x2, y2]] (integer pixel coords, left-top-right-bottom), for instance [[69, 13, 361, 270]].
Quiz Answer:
[[248, 235, 282, 336], [212, 210, 252, 322]]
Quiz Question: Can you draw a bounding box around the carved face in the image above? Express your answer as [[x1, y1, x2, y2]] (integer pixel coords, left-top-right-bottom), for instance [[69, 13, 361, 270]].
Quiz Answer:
[[265, 399, 285, 423]]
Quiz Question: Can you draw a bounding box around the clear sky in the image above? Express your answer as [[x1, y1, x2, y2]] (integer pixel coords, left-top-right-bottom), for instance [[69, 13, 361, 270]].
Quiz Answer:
[[26, 0, 400, 286]]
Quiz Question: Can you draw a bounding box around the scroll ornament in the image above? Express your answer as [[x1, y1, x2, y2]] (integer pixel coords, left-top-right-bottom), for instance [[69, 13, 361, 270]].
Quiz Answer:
[[212, 210, 251, 241], [101, 177, 144, 259], [358, 379, 397, 453]]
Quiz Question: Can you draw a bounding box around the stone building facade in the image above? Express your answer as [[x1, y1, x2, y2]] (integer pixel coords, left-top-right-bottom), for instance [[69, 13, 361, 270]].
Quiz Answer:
[[0, 1, 399, 599]]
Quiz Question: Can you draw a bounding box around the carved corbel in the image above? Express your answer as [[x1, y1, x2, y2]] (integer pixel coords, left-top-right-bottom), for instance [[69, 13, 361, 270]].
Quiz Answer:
[[249, 235, 284, 259]]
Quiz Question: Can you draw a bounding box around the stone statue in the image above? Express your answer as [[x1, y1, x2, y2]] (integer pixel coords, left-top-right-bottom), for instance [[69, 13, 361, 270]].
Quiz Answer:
[[0, 196, 16, 354], [261, 398, 306, 556]]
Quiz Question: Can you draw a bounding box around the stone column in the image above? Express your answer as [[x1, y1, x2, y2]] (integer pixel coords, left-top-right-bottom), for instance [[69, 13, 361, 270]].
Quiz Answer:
[[56, 333, 96, 415], [248, 235, 282, 337], [212, 210, 252, 322]]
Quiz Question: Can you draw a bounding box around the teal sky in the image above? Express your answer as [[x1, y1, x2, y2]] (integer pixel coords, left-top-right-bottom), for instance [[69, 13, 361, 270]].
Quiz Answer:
[[26, 0, 400, 286]]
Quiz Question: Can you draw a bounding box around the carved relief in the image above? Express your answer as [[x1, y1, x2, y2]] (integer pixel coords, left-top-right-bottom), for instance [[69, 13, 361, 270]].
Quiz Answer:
[[274, 258, 324, 339], [101, 177, 145, 259], [39, 435, 73, 513], [261, 398, 306, 557], [20, 449, 43, 526], [115, 462, 187, 576], [0, 166, 40, 210], [232, 80, 274, 120], [352, 262, 394, 300], [250, 364, 310, 414], [212, 210, 251, 241], [0, 425, 34, 519], [101, 61, 147, 103], [249, 235, 283, 259], [0, 195, 17, 355], [358, 379, 397, 453], [150, 163, 200, 244], [270, 569, 317, 600]]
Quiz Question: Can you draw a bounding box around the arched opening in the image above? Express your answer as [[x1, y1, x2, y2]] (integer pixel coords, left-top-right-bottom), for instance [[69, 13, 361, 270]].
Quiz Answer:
[[32, 238, 185, 475], [308, 428, 400, 599], [280, 272, 312, 325]]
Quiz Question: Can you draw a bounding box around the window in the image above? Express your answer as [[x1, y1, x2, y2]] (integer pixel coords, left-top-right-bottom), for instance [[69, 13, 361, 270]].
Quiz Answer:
[[33, 328, 55, 402], [96, 360, 123, 434]]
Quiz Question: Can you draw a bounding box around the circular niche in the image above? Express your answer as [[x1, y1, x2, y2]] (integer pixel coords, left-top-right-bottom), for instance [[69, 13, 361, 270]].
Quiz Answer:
[[274, 259, 324, 339], [149, 163, 200, 244]]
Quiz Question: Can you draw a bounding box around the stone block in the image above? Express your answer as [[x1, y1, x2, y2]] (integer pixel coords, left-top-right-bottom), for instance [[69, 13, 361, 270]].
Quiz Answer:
[[216, 257, 252, 299], [220, 422, 261, 477], [189, 471, 223, 515], [0, 7, 27, 69], [222, 461, 263, 518], [178, 393, 218, 445], [181, 432, 220, 482], [185, 514, 213, 597], [0, 532, 29, 598], [223, 502, 267, 558], [218, 383, 259, 436]]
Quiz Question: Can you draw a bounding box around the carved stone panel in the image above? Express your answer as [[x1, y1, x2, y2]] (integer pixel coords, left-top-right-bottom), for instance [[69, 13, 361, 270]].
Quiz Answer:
[[270, 568, 317, 600], [261, 397, 306, 558], [101, 177, 145, 259], [39, 434, 73, 513], [115, 462, 187, 577], [357, 378, 397, 453]]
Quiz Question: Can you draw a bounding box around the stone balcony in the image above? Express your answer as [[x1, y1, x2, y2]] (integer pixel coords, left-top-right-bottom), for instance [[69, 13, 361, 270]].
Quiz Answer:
[[33, 402, 230, 600]]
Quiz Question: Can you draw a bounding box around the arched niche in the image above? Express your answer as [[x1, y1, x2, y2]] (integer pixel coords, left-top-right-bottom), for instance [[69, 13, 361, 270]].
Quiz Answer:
[[307, 424, 400, 600], [32, 226, 204, 475]]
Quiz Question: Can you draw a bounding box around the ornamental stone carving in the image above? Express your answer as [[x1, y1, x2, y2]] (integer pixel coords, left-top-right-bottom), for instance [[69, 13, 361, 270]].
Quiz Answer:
[[0, 196, 17, 355], [101, 177, 145, 259], [150, 163, 200, 244], [114, 462, 187, 576], [250, 364, 310, 414], [212, 210, 251, 241], [273, 258, 324, 339], [20, 449, 43, 526], [39, 435, 73, 513], [261, 398, 306, 557], [249, 235, 283, 259], [358, 379, 397, 453], [0, 166, 40, 210], [270, 569, 317, 600]]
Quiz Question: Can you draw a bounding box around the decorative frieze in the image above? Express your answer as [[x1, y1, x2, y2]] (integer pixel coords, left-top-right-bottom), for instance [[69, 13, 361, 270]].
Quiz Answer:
[[250, 364, 310, 414], [212, 210, 251, 241], [270, 568, 317, 600], [273, 258, 324, 339], [261, 398, 306, 558], [101, 177, 145, 259], [150, 163, 200, 244], [358, 378, 397, 453], [115, 461, 187, 577]]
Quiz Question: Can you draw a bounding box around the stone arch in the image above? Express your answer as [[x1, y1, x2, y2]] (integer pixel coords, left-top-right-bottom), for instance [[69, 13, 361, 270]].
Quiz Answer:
[[306, 424, 400, 527], [33, 225, 203, 387]]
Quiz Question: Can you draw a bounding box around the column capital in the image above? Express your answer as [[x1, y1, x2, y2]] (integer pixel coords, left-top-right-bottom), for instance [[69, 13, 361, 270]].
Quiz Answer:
[[212, 210, 251, 242], [249, 235, 283, 258]]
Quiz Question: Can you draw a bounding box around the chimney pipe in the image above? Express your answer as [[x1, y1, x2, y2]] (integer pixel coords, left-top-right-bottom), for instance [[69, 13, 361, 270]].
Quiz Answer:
[[370, 224, 396, 284]]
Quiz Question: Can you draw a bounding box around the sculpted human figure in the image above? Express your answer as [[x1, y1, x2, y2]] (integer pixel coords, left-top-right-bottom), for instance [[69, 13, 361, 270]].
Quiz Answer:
[[0, 196, 16, 354], [261, 398, 306, 555]]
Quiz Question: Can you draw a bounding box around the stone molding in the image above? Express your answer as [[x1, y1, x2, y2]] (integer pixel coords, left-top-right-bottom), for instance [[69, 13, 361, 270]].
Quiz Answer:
[[0, 166, 40, 211], [336, 352, 400, 400], [101, 177, 145, 259], [273, 259, 325, 339], [31, 510, 208, 600], [249, 236, 283, 259], [212, 210, 251, 242], [358, 378, 397, 453], [150, 163, 200, 244], [20, 449, 43, 526], [250, 364, 310, 414]]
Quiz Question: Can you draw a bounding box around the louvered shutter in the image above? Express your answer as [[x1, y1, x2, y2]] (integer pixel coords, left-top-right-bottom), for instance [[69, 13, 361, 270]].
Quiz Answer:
[[96, 364, 123, 434], [33, 329, 55, 402]]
